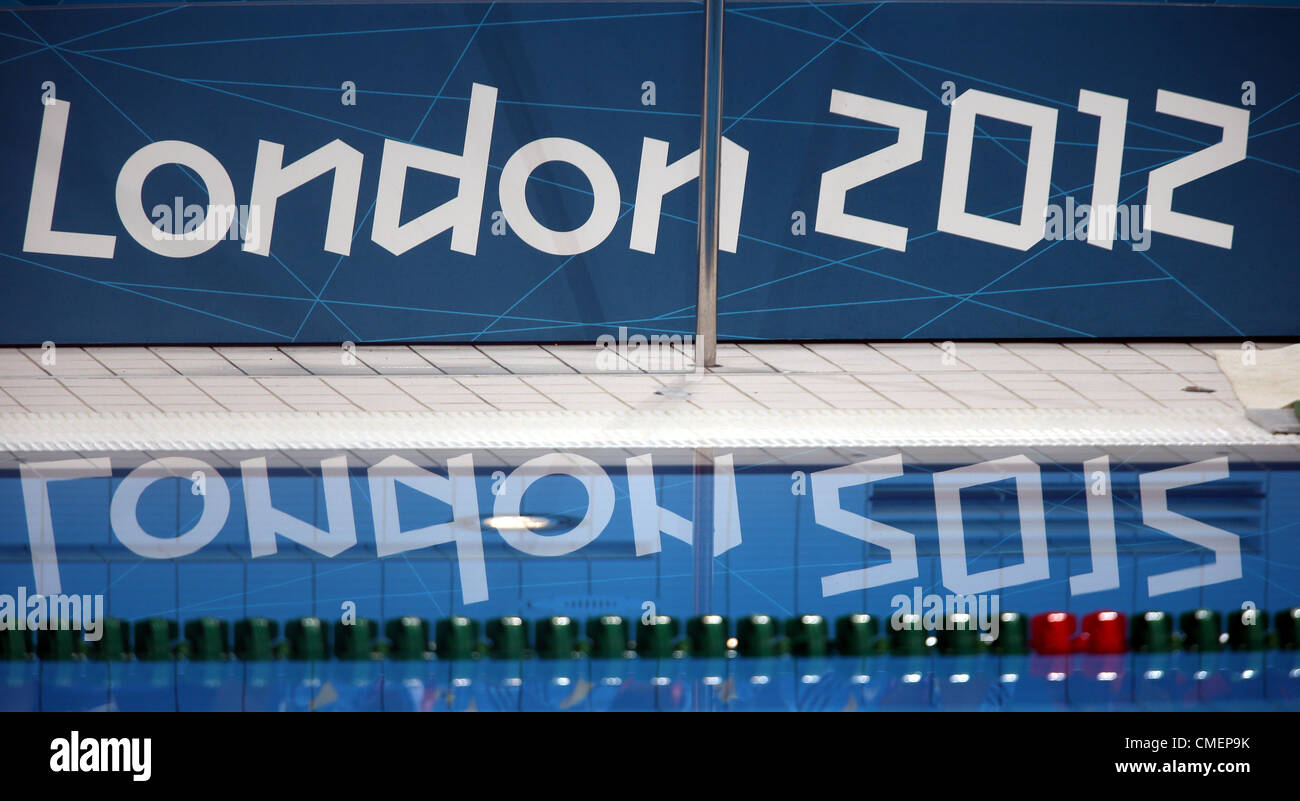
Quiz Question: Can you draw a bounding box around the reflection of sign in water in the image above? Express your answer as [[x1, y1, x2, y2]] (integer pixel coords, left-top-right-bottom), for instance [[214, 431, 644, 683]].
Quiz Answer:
[[15, 452, 1241, 604]]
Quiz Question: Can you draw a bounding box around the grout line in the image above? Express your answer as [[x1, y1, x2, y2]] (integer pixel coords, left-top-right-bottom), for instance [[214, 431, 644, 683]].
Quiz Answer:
[[16, 346, 52, 378]]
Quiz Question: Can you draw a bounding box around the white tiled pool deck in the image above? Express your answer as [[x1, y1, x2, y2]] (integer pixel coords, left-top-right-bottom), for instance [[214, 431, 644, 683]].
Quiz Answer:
[[0, 342, 1296, 461]]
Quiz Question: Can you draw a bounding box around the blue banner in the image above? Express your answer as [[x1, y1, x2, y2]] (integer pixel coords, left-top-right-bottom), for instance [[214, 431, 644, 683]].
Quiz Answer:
[[2, 1, 1297, 342]]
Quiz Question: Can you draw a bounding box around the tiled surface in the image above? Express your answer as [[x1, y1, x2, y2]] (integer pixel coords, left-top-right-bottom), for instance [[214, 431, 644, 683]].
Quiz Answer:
[[0, 342, 1289, 415]]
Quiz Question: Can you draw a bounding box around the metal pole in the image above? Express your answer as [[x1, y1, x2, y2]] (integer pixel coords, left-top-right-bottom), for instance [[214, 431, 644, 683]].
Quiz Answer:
[[692, 446, 716, 712], [695, 0, 723, 369]]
